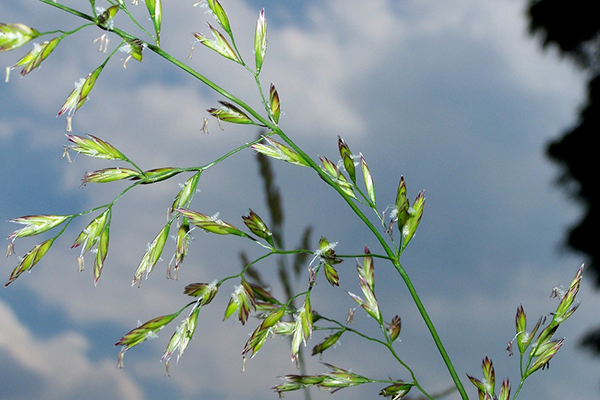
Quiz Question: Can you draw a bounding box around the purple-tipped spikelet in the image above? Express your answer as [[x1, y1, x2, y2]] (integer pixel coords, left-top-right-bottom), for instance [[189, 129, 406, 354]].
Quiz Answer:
[[385, 315, 402, 342], [93, 225, 109, 285], [171, 172, 201, 212], [71, 210, 110, 272], [338, 136, 356, 184], [132, 223, 171, 287], [223, 280, 256, 325], [250, 135, 309, 167], [115, 307, 185, 368], [193, 23, 239, 63], [0, 23, 41, 53], [8, 214, 69, 241], [319, 156, 356, 198], [161, 306, 200, 375], [269, 84, 280, 123], [6, 37, 61, 81], [65, 134, 126, 161], [379, 382, 413, 398], [184, 280, 219, 306], [311, 330, 343, 357], [291, 296, 313, 362], [5, 238, 55, 286], [242, 209, 275, 247], [178, 208, 249, 237], [58, 66, 104, 131]]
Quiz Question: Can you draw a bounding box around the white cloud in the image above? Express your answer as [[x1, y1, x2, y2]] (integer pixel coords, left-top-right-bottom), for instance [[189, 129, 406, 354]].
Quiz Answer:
[[0, 300, 144, 400]]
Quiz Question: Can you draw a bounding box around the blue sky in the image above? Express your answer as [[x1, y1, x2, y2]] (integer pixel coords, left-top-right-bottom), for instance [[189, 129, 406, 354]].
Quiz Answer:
[[1, 1, 598, 399]]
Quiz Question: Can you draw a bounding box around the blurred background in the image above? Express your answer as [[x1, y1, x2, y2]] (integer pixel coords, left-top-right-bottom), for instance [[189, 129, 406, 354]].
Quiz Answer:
[[1, 1, 598, 399]]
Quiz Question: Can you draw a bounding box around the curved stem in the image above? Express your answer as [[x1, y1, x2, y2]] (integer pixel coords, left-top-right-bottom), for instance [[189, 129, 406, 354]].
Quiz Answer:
[[35, 1, 468, 397], [316, 316, 435, 400], [38, 0, 95, 22], [271, 128, 469, 400]]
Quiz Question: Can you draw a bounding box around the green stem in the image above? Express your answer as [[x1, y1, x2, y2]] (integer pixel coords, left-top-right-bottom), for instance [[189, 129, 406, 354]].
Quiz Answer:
[[513, 380, 526, 400], [38, 0, 95, 22], [336, 252, 394, 262], [316, 318, 387, 347], [36, 1, 469, 397], [316, 316, 434, 400], [513, 348, 536, 400], [270, 129, 469, 400], [147, 44, 268, 123], [120, 7, 155, 41]]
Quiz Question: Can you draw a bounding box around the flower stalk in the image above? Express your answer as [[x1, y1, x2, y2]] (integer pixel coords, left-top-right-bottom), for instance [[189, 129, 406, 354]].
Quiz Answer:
[[2, 3, 582, 400]]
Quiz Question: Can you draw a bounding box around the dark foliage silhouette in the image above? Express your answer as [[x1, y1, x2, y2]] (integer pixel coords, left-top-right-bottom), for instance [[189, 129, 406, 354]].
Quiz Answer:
[[527, 0, 600, 354]]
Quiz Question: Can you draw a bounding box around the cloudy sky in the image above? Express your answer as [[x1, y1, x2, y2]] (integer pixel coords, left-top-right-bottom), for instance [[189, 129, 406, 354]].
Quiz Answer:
[[1, 0, 598, 399]]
